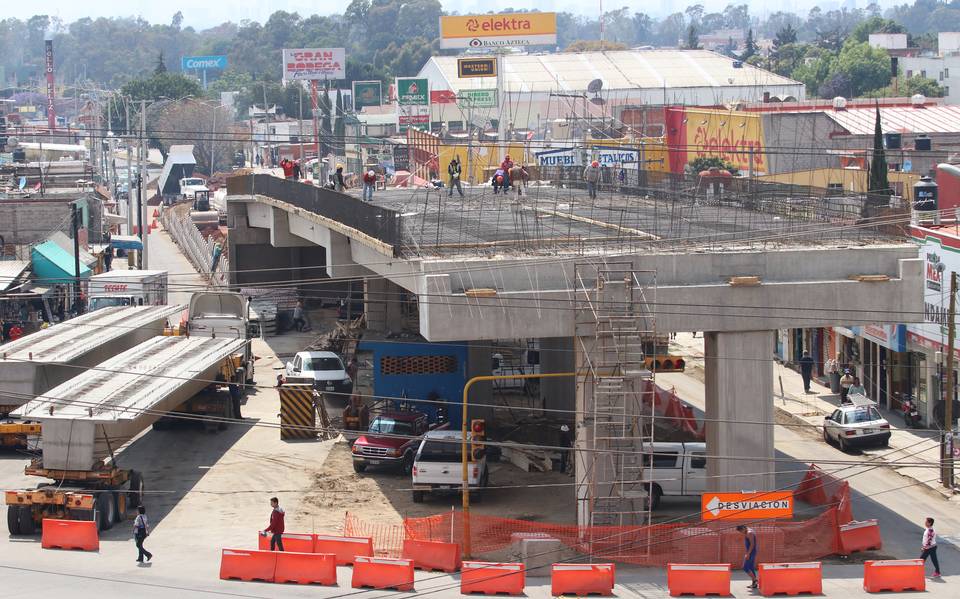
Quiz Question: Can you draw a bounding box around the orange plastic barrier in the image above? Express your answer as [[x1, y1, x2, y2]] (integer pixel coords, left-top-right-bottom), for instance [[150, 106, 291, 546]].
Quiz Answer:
[[863, 559, 925, 593], [257, 532, 315, 553], [461, 561, 526, 595], [219, 548, 278, 582], [274, 551, 337, 585], [401, 539, 461, 572], [41, 519, 99, 551], [667, 563, 732, 597], [351, 555, 415, 591], [314, 534, 374, 565], [839, 520, 882, 554], [758, 562, 822, 596], [551, 563, 616, 596]]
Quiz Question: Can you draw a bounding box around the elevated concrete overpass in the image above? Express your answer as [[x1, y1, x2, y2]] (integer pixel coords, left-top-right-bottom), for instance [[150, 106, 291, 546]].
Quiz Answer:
[[225, 174, 923, 522]]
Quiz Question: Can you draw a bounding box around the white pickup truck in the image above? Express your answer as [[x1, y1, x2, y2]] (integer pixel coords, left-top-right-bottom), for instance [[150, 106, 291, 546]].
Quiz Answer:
[[411, 430, 488, 504], [643, 442, 707, 509]]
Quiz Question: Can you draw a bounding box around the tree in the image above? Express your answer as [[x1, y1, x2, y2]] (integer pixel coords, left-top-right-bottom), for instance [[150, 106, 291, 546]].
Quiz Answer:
[[686, 24, 701, 49], [868, 103, 890, 196], [152, 99, 238, 174], [773, 24, 798, 51], [851, 16, 906, 43], [741, 29, 758, 61], [830, 40, 891, 96], [154, 50, 167, 75], [688, 156, 740, 176]]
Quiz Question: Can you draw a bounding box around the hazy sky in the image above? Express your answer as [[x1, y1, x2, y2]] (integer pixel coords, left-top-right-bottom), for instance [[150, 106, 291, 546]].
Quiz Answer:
[[5, 0, 898, 30]]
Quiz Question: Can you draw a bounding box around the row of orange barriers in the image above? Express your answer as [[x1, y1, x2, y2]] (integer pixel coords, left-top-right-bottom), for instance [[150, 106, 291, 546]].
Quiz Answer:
[[220, 549, 337, 584], [41, 519, 99, 552], [255, 532, 373, 565], [667, 560, 924, 596]]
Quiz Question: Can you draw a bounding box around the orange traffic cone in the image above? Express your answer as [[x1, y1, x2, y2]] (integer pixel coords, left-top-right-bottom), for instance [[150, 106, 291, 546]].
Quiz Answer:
[[150, 220, 158, 230], [152, 208, 159, 218]]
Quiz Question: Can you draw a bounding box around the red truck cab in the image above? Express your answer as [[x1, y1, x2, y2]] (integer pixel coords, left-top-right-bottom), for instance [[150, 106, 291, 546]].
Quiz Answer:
[[352, 412, 434, 474]]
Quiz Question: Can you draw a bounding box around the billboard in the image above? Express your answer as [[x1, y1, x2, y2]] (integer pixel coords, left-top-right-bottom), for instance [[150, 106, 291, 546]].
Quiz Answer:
[[181, 55, 228, 70], [700, 492, 794, 521], [45, 40, 55, 130], [457, 57, 497, 78], [398, 106, 429, 133], [593, 145, 639, 169], [439, 13, 557, 49], [458, 89, 498, 109], [353, 81, 382, 109], [536, 148, 580, 167], [282, 48, 345, 80], [397, 77, 429, 106]]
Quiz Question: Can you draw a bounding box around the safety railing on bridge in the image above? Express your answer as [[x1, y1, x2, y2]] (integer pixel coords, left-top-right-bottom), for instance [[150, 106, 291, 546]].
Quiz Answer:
[[226, 173, 403, 256], [160, 204, 229, 288]]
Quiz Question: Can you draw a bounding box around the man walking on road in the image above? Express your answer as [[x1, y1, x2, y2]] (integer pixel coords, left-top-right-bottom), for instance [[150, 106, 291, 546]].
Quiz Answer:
[[583, 161, 601, 199], [799, 351, 815, 393], [448, 156, 464, 197], [737, 524, 758, 589], [262, 497, 285, 551], [921, 517, 942, 577]]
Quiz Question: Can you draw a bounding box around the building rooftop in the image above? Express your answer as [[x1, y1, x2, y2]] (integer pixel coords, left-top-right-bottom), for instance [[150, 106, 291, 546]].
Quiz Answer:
[[823, 104, 960, 136], [423, 49, 802, 95]]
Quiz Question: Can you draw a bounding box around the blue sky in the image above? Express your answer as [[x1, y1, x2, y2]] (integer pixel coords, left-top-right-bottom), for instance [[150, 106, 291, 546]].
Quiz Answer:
[[6, 1, 899, 30]]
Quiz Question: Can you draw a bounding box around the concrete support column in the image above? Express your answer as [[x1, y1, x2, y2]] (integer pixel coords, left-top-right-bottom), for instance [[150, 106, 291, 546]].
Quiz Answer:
[[466, 341, 494, 425], [539, 337, 575, 416], [365, 278, 407, 333], [704, 330, 775, 492]]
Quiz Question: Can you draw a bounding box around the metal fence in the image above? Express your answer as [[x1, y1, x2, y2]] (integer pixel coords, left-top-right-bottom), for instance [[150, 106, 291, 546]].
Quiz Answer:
[[227, 174, 403, 255], [160, 205, 229, 288]]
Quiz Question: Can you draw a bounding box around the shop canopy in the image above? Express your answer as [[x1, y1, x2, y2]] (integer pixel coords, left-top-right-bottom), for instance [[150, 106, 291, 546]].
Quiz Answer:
[[0, 260, 30, 293], [30, 241, 91, 284], [110, 235, 143, 251]]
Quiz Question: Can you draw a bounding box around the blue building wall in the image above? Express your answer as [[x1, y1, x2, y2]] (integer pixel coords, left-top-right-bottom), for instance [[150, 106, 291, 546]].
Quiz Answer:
[[359, 340, 469, 427]]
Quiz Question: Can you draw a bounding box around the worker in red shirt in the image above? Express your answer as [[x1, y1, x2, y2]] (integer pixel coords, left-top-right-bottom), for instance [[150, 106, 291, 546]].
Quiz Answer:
[[362, 170, 377, 201], [261, 497, 286, 551], [280, 159, 295, 180], [499, 155, 514, 190]]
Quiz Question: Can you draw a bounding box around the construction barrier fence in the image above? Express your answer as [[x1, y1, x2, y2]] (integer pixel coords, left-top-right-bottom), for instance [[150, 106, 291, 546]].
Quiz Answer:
[[344, 464, 853, 567]]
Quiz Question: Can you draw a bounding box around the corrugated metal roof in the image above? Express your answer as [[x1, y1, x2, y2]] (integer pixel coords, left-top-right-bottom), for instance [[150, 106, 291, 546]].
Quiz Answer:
[[427, 50, 801, 94], [0, 260, 29, 292], [824, 105, 960, 135]]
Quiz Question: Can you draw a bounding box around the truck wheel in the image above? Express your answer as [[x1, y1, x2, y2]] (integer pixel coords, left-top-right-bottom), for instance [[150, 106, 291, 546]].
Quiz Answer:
[[649, 485, 663, 510], [18, 505, 36, 535], [401, 453, 414, 476], [353, 461, 367, 473], [412, 491, 424, 503], [230, 387, 243, 421], [7, 505, 22, 535], [114, 492, 127, 522], [128, 470, 145, 510], [95, 492, 114, 531]]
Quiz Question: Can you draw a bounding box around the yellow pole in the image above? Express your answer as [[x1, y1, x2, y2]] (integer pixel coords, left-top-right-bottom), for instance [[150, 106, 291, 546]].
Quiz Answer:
[[461, 371, 575, 559]]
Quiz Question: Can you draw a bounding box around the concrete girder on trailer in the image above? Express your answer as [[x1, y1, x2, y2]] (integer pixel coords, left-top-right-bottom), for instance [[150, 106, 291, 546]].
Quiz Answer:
[[0, 305, 185, 412], [14, 335, 247, 471]]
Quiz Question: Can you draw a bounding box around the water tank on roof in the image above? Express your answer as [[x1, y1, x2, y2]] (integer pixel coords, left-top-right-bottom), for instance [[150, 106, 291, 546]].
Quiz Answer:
[[911, 94, 926, 107], [915, 134, 932, 151], [914, 175, 939, 213], [832, 96, 847, 110], [885, 132, 902, 150]]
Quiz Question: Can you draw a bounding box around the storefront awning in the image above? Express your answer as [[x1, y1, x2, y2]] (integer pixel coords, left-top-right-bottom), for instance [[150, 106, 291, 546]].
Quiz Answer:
[[110, 235, 143, 251], [0, 260, 30, 293], [30, 241, 92, 284]]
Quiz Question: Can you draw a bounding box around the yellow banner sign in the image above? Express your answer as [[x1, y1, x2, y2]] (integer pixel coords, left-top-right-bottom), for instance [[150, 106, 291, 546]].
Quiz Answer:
[[440, 13, 557, 49]]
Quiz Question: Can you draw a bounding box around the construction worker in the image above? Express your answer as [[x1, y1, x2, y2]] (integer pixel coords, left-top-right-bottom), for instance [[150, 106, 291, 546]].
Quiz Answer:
[[362, 170, 377, 201], [448, 156, 464, 197], [500, 155, 514, 189], [334, 164, 347, 192], [261, 497, 286, 551], [583, 160, 601, 199]]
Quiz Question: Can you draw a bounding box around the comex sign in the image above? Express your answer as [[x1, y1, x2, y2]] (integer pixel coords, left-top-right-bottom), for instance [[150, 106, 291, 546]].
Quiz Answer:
[[181, 55, 227, 70]]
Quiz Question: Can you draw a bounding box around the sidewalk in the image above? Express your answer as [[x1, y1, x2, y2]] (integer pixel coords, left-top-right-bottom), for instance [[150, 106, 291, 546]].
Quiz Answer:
[[667, 333, 959, 502]]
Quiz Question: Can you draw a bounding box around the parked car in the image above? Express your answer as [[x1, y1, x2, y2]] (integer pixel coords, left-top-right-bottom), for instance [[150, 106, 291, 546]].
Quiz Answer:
[[822, 395, 891, 451], [351, 411, 446, 474], [285, 351, 353, 397], [411, 430, 488, 503], [642, 442, 707, 509]]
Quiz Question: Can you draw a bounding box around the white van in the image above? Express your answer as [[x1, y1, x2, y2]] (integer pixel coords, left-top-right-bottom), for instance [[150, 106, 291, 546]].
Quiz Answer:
[[643, 442, 707, 509]]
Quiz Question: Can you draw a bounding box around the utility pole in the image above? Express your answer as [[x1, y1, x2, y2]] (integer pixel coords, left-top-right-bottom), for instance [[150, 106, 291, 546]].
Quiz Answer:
[[944, 271, 957, 488], [139, 100, 148, 269], [299, 84, 305, 165], [71, 202, 83, 314], [125, 100, 132, 234]]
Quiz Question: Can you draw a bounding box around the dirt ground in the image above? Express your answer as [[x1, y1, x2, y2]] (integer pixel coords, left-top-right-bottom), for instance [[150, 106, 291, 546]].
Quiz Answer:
[[295, 440, 576, 528]]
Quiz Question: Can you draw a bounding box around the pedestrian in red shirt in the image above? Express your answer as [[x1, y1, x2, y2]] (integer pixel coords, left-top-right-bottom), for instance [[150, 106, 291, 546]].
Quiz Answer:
[[281, 159, 295, 180], [261, 497, 286, 551]]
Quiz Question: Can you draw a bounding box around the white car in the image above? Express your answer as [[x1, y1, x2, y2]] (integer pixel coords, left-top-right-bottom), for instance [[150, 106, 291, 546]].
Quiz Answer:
[[412, 430, 488, 503], [823, 395, 891, 451], [285, 351, 353, 396]]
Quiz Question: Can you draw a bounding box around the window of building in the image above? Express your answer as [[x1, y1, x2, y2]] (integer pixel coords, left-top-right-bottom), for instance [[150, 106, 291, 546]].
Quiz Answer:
[[922, 70, 927, 78], [946, 68, 950, 78], [827, 183, 843, 195], [907, 70, 913, 78], [946, 86, 951, 96]]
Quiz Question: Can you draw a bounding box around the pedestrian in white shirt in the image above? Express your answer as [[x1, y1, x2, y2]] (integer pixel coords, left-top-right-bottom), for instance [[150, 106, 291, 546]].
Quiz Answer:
[[921, 517, 941, 577], [134, 505, 153, 563]]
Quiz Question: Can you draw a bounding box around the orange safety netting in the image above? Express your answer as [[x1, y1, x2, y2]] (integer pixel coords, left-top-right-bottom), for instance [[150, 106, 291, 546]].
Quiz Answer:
[[344, 465, 851, 566]]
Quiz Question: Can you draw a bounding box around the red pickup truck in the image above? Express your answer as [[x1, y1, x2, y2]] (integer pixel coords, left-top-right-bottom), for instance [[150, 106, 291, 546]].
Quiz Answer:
[[351, 412, 444, 474]]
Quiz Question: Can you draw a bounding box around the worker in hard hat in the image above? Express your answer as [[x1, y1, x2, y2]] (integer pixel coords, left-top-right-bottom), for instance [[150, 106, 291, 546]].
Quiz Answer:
[[362, 169, 377, 201]]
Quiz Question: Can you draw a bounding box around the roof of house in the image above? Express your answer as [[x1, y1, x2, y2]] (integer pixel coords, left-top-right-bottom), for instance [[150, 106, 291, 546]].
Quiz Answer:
[[823, 105, 960, 136], [423, 49, 802, 94]]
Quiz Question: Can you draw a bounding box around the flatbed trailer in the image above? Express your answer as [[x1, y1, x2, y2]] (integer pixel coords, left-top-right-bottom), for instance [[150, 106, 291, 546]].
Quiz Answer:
[[0, 421, 41, 449]]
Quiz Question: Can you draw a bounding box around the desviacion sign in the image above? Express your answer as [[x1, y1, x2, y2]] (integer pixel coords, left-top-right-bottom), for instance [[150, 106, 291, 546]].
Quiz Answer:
[[181, 55, 228, 70]]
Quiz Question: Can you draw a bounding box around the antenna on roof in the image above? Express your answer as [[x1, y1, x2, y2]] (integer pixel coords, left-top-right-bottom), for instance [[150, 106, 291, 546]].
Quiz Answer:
[[587, 79, 603, 94]]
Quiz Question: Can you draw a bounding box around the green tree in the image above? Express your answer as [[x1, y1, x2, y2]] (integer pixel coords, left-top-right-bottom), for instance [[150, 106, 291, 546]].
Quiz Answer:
[[741, 29, 758, 60], [830, 40, 891, 96], [868, 104, 890, 196], [686, 24, 701, 49], [850, 16, 906, 43], [688, 156, 740, 176], [773, 24, 798, 50]]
